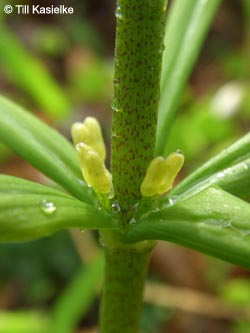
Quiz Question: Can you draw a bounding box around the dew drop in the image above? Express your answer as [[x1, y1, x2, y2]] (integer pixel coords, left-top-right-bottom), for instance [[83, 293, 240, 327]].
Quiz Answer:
[[40, 200, 56, 215], [176, 149, 183, 155], [111, 99, 122, 113], [166, 196, 179, 207], [152, 207, 160, 213], [115, 6, 122, 19], [168, 198, 174, 206], [111, 201, 121, 214]]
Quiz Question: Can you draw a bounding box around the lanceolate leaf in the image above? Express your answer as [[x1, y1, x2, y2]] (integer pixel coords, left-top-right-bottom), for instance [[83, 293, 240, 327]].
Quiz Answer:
[[156, 0, 222, 155], [0, 23, 70, 119], [170, 132, 250, 199], [168, 157, 250, 203], [0, 175, 117, 242], [124, 186, 250, 267], [0, 95, 92, 203]]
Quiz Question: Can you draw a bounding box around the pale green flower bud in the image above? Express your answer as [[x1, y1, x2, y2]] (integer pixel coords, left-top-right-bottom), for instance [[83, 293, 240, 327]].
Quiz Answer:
[[76, 143, 112, 194], [140, 151, 184, 197], [71, 117, 106, 161]]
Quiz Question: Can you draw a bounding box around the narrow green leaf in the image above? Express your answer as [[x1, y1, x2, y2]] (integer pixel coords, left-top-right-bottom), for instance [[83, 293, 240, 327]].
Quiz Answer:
[[0, 175, 117, 242], [169, 157, 250, 203], [156, 0, 222, 155], [0, 95, 92, 203], [0, 311, 48, 333], [0, 23, 70, 119], [51, 254, 104, 333], [123, 186, 250, 268], [171, 132, 250, 199]]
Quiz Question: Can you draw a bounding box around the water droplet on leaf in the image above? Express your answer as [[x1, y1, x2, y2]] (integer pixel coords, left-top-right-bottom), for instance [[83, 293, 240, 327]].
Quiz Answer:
[[111, 99, 122, 113], [40, 200, 56, 215], [166, 196, 179, 207]]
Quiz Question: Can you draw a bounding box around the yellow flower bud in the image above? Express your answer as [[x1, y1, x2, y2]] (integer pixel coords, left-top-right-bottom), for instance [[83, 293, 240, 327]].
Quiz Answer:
[[71, 122, 88, 145], [140, 157, 168, 197], [71, 117, 106, 161], [76, 143, 112, 194], [140, 151, 184, 197], [157, 151, 184, 194]]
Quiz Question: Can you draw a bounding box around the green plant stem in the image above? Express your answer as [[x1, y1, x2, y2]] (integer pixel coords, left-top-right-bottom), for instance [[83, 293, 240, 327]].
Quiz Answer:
[[111, 0, 167, 223], [99, 243, 154, 333], [99, 1, 167, 332]]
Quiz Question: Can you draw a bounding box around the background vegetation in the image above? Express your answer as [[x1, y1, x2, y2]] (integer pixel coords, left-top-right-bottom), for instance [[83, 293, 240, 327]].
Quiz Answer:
[[0, 0, 249, 332]]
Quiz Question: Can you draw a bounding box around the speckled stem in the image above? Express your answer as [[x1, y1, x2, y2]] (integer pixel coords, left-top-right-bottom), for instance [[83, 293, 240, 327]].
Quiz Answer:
[[111, 0, 167, 224], [99, 2, 167, 332], [99, 244, 154, 333]]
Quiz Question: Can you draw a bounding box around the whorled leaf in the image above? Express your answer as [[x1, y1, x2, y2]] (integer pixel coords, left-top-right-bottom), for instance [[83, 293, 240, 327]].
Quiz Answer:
[[156, 0, 222, 155], [170, 157, 250, 203], [0, 175, 117, 242], [123, 186, 250, 267], [170, 132, 250, 200], [0, 95, 92, 203]]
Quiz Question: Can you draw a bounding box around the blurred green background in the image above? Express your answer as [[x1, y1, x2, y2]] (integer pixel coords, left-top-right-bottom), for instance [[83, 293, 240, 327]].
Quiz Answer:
[[0, 0, 249, 332]]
